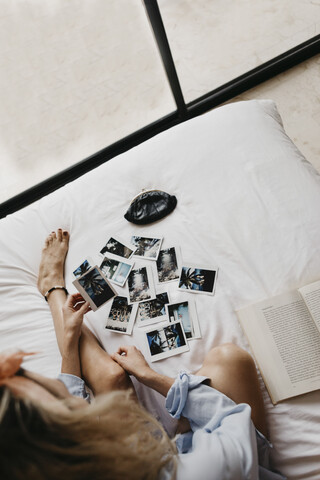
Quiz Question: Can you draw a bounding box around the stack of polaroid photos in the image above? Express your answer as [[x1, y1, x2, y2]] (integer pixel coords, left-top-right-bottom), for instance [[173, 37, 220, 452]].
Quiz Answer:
[[72, 234, 218, 362]]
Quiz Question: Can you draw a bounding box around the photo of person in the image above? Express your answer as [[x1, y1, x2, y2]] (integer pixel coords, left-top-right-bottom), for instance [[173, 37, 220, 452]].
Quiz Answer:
[[100, 237, 134, 259], [156, 247, 181, 283], [137, 292, 169, 327], [73, 259, 91, 278], [105, 296, 137, 335], [178, 266, 218, 295], [131, 236, 162, 260], [100, 255, 133, 287], [145, 321, 189, 362], [73, 266, 117, 311], [166, 300, 201, 340], [127, 266, 155, 303]]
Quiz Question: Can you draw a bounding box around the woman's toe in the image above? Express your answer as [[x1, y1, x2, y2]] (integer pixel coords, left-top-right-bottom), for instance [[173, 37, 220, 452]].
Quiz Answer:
[[47, 234, 53, 245], [62, 230, 69, 242]]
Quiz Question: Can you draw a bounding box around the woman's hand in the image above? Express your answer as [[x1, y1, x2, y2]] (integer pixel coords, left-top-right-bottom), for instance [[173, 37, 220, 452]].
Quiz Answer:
[[62, 293, 91, 341], [111, 345, 152, 381], [112, 345, 175, 397]]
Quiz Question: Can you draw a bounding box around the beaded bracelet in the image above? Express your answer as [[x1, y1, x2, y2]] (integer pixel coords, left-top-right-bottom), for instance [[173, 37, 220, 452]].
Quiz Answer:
[[44, 286, 68, 302]]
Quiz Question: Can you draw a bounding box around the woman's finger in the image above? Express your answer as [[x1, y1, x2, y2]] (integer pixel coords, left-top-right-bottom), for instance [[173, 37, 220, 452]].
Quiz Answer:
[[111, 352, 126, 367], [66, 293, 86, 310], [66, 293, 81, 305], [73, 300, 86, 311], [79, 301, 90, 314], [115, 346, 129, 355]]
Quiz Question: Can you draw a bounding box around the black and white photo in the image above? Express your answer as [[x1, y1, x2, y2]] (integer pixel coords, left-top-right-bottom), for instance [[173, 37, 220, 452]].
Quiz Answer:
[[73, 266, 117, 311], [105, 296, 137, 335], [145, 321, 189, 362], [131, 236, 162, 260], [100, 236, 134, 259], [178, 265, 218, 295], [156, 247, 181, 282], [127, 266, 155, 303], [166, 299, 201, 340], [137, 292, 169, 327], [100, 254, 133, 287]]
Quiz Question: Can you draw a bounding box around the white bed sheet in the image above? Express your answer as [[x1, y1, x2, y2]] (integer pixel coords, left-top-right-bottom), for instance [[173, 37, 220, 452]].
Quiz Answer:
[[1, 99, 320, 479]]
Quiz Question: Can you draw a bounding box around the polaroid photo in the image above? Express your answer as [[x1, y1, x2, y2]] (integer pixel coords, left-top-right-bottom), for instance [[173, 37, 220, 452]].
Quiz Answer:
[[73, 258, 93, 278], [99, 254, 133, 287], [131, 236, 163, 261], [166, 299, 201, 340], [178, 266, 218, 295], [156, 246, 181, 283], [99, 236, 134, 259], [136, 292, 170, 327], [73, 266, 117, 311], [144, 321, 189, 362], [127, 266, 155, 304], [105, 296, 138, 335]]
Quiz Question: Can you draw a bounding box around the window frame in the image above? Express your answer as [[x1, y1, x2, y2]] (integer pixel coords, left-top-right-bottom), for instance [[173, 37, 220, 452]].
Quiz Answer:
[[0, 0, 319, 219]]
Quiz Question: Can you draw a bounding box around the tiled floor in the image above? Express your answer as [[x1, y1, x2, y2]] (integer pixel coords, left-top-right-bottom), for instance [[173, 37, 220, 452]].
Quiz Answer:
[[159, 0, 320, 103], [228, 54, 320, 173], [0, 1, 319, 204]]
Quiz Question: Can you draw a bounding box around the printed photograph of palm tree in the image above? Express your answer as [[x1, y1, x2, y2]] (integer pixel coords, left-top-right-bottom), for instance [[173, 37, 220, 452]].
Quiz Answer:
[[178, 266, 217, 295], [73, 259, 91, 278], [74, 266, 116, 310]]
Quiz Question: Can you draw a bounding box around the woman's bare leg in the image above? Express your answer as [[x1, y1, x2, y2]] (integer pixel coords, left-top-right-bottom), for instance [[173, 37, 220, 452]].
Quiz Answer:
[[38, 229, 134, 396], [195, 343, 268, 437]]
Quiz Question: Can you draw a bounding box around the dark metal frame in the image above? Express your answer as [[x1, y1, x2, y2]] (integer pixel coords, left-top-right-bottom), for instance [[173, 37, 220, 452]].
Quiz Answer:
[[1, 0, 319, 219]]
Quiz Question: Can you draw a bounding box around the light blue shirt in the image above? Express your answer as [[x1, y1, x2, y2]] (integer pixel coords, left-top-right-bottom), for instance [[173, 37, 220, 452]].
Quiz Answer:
[[165, 372, 286, 480], [58, 373, 91, 402]]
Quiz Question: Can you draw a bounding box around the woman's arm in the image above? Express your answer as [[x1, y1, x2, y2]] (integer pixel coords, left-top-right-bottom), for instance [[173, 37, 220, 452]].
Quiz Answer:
[[113, 347, 265, 479], [111, 345, 174, 396], [60, 294, 91, 377]]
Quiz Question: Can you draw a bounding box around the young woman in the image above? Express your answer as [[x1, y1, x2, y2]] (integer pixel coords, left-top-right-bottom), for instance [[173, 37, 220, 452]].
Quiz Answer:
[[0, 230, 285, 479]]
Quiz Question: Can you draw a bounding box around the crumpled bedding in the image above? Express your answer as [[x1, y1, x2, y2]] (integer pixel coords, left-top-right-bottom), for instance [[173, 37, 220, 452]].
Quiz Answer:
[[1, 99, 320, 479]]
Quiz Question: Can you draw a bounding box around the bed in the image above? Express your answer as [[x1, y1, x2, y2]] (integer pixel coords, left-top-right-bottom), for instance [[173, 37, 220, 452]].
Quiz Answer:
[[1, 99, 320, 479]]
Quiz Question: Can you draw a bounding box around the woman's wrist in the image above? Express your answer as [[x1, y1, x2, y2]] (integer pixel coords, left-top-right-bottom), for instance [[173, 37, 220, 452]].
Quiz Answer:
[[137, 367, 157, 384], [62, 332, 80, 357], [61, 337, 81, 377], [111, 346, 174, 396], [63, 327, 81, 345], [138, 369, 174, 397]]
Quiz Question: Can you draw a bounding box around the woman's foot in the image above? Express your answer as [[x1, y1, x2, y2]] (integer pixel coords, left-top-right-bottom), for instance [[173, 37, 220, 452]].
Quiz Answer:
[[38, 229, 70, 297]]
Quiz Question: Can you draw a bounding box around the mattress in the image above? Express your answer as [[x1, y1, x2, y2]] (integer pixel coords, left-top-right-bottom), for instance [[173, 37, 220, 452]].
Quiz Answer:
[[1, 99, 320, 479]]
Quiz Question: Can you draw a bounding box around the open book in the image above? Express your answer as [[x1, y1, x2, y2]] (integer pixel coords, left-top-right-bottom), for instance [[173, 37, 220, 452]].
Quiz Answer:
[[237, 280, 320, 404]]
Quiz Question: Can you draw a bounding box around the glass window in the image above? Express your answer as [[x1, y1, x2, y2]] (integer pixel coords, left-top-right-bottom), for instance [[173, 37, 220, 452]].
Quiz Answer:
[[0, 0, 175, 203], [159, 0, 320, 103]]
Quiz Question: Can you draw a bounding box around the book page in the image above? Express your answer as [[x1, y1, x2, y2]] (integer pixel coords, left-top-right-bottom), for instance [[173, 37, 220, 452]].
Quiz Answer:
[[237, 290, 320, 403], [299, 280, 320, 333]]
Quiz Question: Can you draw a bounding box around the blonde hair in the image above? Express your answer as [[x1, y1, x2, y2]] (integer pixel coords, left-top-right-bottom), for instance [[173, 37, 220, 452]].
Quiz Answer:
[[0, 385, 177, 480]]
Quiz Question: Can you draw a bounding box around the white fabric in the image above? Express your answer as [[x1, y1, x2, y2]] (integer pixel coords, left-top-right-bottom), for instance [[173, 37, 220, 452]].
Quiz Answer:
[[1, 100, 320, 479]]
